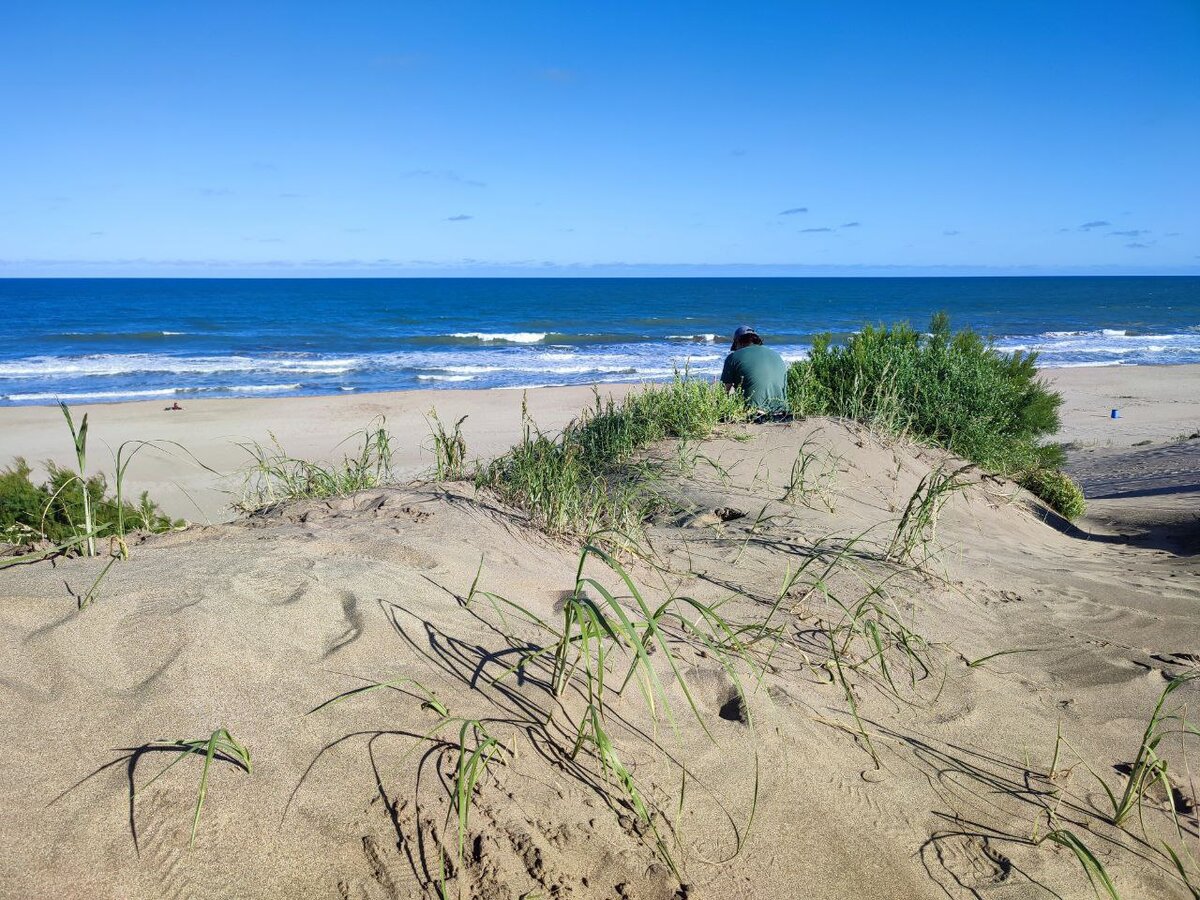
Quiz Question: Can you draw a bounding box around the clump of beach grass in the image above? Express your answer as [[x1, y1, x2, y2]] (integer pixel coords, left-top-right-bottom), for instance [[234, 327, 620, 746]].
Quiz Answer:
[[787, 313, 1082, 518], [426, 410, 468, 481], [476, 378, 747, 540], [796, 540, 941, 766], [1043, 673, 1200, 897], [235, 417, 397, 512], [312, 678, 508, 893], [780, 435, 839, 511], [887, 463, 973, 565], [59, 401, 96, 556], [1018, 467, 1087, 520], [1087, 672, 1198, 831], [495, 543, 763, 875]]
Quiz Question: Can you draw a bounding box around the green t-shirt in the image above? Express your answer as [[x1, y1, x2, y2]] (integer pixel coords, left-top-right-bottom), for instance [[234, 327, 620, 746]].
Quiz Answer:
[[720, 344, 789, 412]]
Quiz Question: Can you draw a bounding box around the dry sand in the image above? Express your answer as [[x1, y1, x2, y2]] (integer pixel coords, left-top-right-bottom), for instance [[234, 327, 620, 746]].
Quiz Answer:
[[1, 367, 1198, 899]]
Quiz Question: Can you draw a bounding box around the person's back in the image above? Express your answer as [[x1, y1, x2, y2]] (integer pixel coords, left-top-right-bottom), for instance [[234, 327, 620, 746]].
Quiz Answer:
[[720, 326, 789, 413]]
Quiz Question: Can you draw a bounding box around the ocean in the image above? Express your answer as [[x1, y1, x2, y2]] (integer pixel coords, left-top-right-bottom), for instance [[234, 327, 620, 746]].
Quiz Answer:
[[1, 276, 1197, 405]]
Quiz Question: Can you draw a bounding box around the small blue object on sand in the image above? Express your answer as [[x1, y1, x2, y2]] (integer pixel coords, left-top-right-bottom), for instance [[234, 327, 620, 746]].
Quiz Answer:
[[1111, 409, 1120, 419]]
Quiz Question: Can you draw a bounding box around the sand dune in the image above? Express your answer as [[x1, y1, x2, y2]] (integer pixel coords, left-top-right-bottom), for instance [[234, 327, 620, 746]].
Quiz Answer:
[[2, 407, 1197, 898], [0, 364, 1194, 526]]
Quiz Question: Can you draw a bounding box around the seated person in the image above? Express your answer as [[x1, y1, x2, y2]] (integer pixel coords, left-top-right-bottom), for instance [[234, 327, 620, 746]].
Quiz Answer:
[[720, 325, 789, 415]]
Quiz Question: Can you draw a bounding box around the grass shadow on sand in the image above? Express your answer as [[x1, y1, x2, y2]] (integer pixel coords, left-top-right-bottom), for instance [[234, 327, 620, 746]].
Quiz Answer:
[[878, 723, 1193, 897]]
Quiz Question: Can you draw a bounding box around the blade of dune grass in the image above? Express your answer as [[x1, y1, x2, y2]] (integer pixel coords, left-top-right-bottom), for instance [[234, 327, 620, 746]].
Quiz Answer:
[[449, 720, 504, 865], [472, 538, 761, 878], [826, 627, 880, 767], [1163, 842, 1200, 900], [79, 554, 118, 609], [1105, 672, 1198, 829], [1043, 829, 1120, 900], [965, 647, 1040, 668], [568, 542, 720, 741], [310, 679, 508, 886], [58, 401, 95, 557], [887, 463, 971, 565], [139, 728, 252, 849], [308, 676, 449, 718], [1046, 674, 1200, 895], [111, 439, 215, 546]]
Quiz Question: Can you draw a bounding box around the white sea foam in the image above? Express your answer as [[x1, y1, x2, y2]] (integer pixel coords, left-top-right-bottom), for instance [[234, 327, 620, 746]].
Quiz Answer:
[[4, 388, 179, 401], [440, 365, 506, 375], [3, 383, 302, 402], [6, 326, 1187, 405], [0, 354, 357, 378], [995, 328, 1200, 365], [450, 332, 547, 343], [222, 383, 304, 393]]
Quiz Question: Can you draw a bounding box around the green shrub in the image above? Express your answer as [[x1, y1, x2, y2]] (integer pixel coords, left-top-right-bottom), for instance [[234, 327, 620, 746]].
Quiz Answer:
[[0, 460, 50, 541], [1019, 468, 1086, 521], [788, 313, 1063, 473], [0, 457, 176, 545], [787, 314, 1084, 516]]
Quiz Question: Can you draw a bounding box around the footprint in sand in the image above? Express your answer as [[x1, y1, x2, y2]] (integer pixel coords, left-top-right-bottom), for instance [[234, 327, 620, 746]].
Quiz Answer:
[[137, 789, 198, 900], [932, 833, 1012, 890], [136, 785, 236, 900]]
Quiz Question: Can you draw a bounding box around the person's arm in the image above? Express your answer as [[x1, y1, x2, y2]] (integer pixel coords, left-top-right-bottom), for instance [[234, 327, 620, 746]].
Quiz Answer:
[[719, 354, 738, 394]]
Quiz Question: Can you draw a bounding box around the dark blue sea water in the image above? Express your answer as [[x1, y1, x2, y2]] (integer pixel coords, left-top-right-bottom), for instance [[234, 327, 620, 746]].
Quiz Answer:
[[1, 277, 1198, 405]]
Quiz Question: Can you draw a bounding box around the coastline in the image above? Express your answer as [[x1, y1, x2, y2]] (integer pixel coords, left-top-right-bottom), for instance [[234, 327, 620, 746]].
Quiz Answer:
[[0, 364, 1196, 523]]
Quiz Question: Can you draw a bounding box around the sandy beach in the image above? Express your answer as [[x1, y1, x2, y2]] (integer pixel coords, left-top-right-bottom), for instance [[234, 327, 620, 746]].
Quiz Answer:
[[0, 384, 639, 524], [1, 365, 1198, 899]]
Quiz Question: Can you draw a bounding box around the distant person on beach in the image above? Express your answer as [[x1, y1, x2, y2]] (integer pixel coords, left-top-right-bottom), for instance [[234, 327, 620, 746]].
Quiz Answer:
[[720, 325, 789, 415], [165, 401, 182, 411]]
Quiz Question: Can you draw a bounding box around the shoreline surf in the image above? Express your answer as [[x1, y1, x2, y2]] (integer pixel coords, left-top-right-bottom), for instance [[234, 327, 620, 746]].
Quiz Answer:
[[3, 275, 1197, 405]]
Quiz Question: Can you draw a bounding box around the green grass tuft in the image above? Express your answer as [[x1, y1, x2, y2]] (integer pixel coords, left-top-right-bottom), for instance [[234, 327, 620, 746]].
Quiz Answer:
[[426, 409, 469, 481], [235, 418, 397, 512], [1019, 468, 1087, 521], [476, 378, 747, 539]]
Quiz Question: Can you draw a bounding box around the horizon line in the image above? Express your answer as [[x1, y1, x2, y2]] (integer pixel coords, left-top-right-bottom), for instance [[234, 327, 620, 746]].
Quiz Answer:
[[2, 263, 1199, 279]]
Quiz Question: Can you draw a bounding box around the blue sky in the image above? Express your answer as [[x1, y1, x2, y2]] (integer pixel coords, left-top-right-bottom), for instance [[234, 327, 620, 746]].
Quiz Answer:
[[2, 1, 1197, 276]]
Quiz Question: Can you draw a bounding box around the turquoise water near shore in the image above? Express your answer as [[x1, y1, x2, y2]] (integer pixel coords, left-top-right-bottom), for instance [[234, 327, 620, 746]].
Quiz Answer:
[[1, 276, 1197, 405]]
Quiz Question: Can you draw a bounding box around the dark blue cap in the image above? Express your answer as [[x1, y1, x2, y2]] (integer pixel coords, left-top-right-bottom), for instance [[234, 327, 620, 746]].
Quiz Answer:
[[731, 325, 762, 349]]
